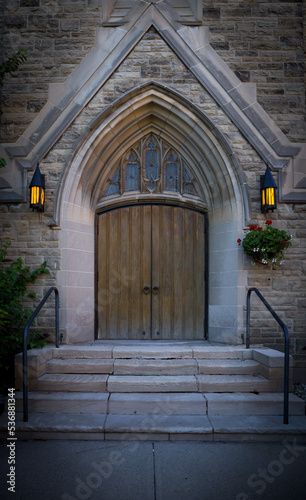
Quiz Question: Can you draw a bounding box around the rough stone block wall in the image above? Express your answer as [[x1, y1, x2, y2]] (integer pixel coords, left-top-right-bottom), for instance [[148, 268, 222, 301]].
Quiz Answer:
[[202, 0, 306, 143], [1, 0, 101, 142], [0, 2, 305, 378]]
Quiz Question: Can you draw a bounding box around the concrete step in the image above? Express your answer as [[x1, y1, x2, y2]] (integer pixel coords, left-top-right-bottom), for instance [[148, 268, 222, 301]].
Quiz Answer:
[[107, 375, 198, 392], [2, 412, 305, 442], [107, 374, 276, 393], [108, 393, 206, 415], [46, 358, 114, 374], [31, 374, 108, 392], [45, 358, 259, 376], [111, 344, 250, 360], [197, 359, 260, 375], [13, 391, 304, 417], [14, 392, 109, 414], [197, 374, 277, 393], [113, 358, 198, 375], [53, 345, 113, 359], [205, 393, 305, 416]]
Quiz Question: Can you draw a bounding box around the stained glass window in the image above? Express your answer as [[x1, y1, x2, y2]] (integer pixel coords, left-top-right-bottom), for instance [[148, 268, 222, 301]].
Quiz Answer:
[[165, 154, 179, 192], [145, 143, 159, 192], [125, 154, 139, 192], [184, 169, 197, 195], [103, 137, 199, 201], [105, 169, 120, 197]]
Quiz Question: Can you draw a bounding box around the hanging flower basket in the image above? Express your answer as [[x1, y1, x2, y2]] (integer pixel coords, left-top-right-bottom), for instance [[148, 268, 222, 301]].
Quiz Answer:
[[237, 220, 292, 267]]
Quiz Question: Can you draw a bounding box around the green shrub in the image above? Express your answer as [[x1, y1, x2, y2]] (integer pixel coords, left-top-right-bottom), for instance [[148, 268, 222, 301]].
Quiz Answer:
[[0, 241, 50, 394]]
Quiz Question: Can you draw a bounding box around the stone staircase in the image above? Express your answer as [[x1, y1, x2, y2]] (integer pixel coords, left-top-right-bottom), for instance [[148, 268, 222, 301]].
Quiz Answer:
[[2, 342, 305, 441]]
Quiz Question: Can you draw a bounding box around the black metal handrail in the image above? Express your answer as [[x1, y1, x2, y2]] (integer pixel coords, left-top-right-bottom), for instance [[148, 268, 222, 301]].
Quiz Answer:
[[246, 287, 290, 424], [23, 286, 59, 422]]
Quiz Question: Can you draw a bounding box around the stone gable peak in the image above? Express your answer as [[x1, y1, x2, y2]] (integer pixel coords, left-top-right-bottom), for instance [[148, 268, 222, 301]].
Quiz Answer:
[[102, 0, 202, 27]]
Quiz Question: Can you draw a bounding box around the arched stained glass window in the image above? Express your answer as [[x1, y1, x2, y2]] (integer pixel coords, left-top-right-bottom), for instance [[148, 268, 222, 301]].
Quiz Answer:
[[184, 169, 197, 195], [102, 136, 199, 201], [165, 153, 179, 192], [125, 154, 139, 192], [105, 169, 120, 197], [145, 143, 159, 192]]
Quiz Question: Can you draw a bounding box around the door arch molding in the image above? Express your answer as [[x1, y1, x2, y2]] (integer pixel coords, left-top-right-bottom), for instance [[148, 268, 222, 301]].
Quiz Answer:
[[55, 81, 249, 227], [56, 82, 248, 345]]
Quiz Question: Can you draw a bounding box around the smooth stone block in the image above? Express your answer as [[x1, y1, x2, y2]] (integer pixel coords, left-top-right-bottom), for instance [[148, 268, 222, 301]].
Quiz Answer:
[[205, 393, 305, 416], [253, 348, 293, 367], [46, 358, 114, 374], [114, 358, 198, 375], [210, 415, 306, 435], [196, 375, 277, 392], [192, 345, 245, 359], [112, 345, 193, 359], [53, 345, 113, 359], [32, 373, 108, 392], [104, 414, 213, 434], [14, 392, 109, 414], [197, 359, 259, 375], [107, 375, 198, 392], [108, 393, 206, 415]]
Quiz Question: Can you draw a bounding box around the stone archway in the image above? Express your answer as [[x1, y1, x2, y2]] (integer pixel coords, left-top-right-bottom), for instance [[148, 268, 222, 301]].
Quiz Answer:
[[56, 82, 249, 344]]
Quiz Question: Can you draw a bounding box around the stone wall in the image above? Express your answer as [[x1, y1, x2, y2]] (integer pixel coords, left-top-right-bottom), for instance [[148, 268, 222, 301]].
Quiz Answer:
[[0, 1, 305, 380], [0, 1, 305, 143]]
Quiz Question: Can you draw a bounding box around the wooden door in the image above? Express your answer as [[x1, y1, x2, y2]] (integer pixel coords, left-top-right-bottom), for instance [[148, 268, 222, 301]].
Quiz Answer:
[[96, 205, 205, 340]]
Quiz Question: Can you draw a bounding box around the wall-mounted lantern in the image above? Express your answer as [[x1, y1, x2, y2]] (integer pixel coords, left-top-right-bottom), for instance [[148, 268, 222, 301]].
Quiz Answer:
[[29, 162, 45, 212], [260, 165, 277, 214]]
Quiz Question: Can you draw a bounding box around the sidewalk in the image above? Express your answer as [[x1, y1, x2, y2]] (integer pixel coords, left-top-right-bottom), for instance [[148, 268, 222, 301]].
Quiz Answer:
[[1, 439, 306, 500]]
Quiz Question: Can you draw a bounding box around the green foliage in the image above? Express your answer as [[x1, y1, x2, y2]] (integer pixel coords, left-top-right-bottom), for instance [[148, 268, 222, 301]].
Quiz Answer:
[[239, 221, 292, 266], [0, 241, 50, 394], [0, 49, 28, 87]]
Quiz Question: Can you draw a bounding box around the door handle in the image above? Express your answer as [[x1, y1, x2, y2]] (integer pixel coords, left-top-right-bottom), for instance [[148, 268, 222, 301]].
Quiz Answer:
[[152, 286, 159, 295], [143, 286, 151, 295]]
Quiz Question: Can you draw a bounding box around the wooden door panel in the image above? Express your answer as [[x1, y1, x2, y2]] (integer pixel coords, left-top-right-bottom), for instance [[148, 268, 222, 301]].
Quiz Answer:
[[97, 204, 205, 340], [151, 206, 205, 340], [97, 206, 151, 339]]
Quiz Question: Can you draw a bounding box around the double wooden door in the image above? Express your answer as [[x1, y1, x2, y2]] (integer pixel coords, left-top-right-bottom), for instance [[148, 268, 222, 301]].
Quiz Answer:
[[96, 204, 205, 340]]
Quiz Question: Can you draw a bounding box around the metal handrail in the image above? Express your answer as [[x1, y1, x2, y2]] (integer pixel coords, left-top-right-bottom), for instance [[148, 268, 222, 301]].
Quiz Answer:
[[23, 286, 59, 422], [246, 287, 290, 424]]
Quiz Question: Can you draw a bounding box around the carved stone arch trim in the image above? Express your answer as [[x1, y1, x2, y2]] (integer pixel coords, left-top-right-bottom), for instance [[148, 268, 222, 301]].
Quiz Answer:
[[56, 81, 250, 226]]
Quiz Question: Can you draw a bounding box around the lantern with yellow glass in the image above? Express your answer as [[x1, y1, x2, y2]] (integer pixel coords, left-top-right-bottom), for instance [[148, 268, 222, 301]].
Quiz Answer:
[[29, 163, 45, 212], [260, 165, 277, 214]]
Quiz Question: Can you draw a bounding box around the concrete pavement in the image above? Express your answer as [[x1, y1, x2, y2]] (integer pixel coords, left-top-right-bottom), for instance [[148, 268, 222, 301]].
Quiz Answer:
[[1, 439, 306, 500]]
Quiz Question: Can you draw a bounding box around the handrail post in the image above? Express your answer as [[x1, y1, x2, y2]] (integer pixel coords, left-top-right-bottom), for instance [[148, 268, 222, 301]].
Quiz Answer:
[[23, 326, 29, 422], [284, 326, 289, 425], [246, 287, 290, 424], [55, 288, 60, 348], [246, 289, 251, 349], [23, 286, 59, 422]]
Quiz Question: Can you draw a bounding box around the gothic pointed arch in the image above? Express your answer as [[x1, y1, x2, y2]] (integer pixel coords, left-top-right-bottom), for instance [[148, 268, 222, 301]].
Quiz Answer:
[[56, 81, 249, 226]]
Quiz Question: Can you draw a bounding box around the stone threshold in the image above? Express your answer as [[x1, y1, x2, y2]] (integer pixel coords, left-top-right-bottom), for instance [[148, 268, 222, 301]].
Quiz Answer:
[[1, 413, 306, 443]]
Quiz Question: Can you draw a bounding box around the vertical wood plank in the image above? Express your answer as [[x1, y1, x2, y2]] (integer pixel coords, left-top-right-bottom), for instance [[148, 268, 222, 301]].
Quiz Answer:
[[141, 205, 152, 338], [183, 209, 194, 338], [173, 207, 183, 338], [194, 212, 205, 339], [97, 212, 107, 338]]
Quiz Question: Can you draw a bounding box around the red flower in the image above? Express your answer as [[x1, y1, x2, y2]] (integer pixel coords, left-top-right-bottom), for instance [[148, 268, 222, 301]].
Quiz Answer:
[[281, 241, 287, 246], [237, 238, 241, 245], [265, 220, 272, 225], [249, 225, 257, 231], [257, 227, 263, 231]]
